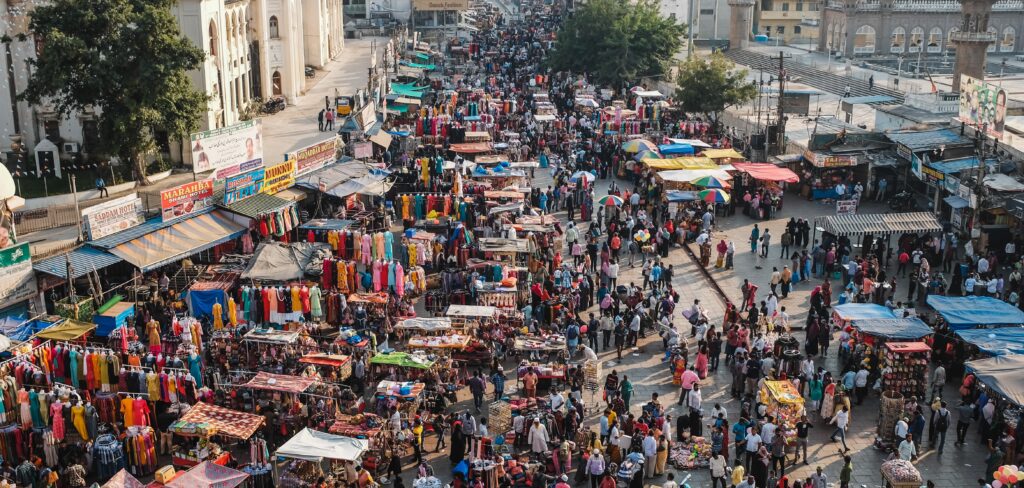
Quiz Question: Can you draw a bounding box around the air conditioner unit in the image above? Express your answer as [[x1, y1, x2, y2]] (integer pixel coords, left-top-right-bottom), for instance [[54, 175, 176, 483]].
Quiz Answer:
[[63, 142, 80, 153]]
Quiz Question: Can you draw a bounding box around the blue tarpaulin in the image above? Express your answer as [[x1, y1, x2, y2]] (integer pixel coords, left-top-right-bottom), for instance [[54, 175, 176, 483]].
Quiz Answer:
[[851, 317, 933, 340], [666, 190, 698, 202], [186, 289, 228, 321], [927, 295, 1024, 329], [658, 144, 694, 155], [832, 303, 897, 322], [0, 318, 58, 342], [957, 328, 1024, 356], [965, 354, 1024, 406]]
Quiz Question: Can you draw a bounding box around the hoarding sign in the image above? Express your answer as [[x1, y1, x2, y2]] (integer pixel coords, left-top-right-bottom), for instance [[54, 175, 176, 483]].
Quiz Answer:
[[81, 193, 144, 240], [803, 150, 857, 168], [413, 0, 470, 10], [190, 119, 264, 174], [290, 138, 339, 177], [0, 243, 35, 308], [958, 74, 1008, 138], [224, 168, 266, 205], [160, 180, 215, 222], [262, 160, 296, 195]]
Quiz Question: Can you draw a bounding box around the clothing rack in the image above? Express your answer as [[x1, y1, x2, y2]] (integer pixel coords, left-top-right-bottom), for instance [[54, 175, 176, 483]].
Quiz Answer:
[[0, 340, 51, 369]]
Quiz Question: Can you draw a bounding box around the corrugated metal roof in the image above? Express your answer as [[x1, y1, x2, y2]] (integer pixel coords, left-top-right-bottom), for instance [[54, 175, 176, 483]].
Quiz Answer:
[[930, 156, 981, 175], [108, 211, 246, 272], [33, 246, 123, 279], [216, 192, 293, 219], [88, 209, 214, 250], [295, 159, 368, 192], [885, 129, 972, 151], [817, 212, 942, 236]]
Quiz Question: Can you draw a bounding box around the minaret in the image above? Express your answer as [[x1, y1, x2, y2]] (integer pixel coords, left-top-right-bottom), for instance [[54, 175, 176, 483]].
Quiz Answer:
[[728, 0, 755, 49], [950, 0, 998, 92]]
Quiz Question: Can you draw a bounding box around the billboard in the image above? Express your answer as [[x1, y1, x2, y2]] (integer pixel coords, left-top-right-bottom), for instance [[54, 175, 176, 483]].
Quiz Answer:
[[81, 193, 144, 240], [190, 119, 264, 174], [160, 180, 215, 222], [263, 160, 296, 195], [958, 75, 1008, 138], [224, 168, 266, 205], [413, 0, 469, 10], [290, 137, 339, 177], [0, 243, 35, 308]]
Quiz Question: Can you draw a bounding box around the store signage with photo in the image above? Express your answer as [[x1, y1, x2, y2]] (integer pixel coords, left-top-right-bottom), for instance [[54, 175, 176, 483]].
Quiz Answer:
[[81, 193, 144, 240], [190, 119, 264, 174], [958, 74, 1008, 138], [0, 243, 35, 309], [290, 137, 339, 177], [836, 199, 858, 215], [262, 160, 296, 195], [224, 168, 266, 205], [160, 180, 215, 222], [803, 150, 856, 168]]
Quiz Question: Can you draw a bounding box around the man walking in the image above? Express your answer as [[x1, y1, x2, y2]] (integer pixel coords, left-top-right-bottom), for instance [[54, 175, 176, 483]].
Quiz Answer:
[[760, 229, 772, 258], [780, 229, 792, 259], [829, 405, 851, 452], [325, 108, 335, 131], [318, 109, 325, 131], [468, 371, 486, 412], [956, 399, 973, 446], [933, 401, 950, 454]]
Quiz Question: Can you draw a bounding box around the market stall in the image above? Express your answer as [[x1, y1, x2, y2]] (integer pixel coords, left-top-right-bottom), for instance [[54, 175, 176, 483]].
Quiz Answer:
[[375, 380, 425, 419], [165, 461, 249, 488], [881, 342, 931, 400], [926, 296, 1024, 330], [274, 427, 368, 487], [759, 380, 804, 461], [965, 354, 1024, 406], [955, 328, 1024, 357], [368, 351, 436, 382], [298, 353, 353, 381], [880, 459, 922, 488], [832, 304, 897, 328], [167, 402, 265, 469], [445, 304, 498, 331], [328, 413, 393, 478]]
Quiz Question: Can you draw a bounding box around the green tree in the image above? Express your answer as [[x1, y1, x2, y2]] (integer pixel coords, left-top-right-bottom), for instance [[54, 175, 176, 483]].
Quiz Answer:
[[548, 0, 685, 89], [21, 0, 207, 185], [675, 52, 757, 127]]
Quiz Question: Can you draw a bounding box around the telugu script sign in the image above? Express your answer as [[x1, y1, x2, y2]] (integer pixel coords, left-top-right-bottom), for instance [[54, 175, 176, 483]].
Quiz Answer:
[[81, 193, 144, 240], [160, 180, 215, 222]]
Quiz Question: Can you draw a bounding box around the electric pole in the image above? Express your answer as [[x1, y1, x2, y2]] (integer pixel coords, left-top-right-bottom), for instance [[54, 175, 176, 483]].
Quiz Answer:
[[770, 50, 791, 155]]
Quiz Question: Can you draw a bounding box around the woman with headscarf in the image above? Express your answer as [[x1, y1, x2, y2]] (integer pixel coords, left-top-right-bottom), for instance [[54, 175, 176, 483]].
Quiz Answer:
[[716, 239, 728, 268], [450, 420, 466, 463]]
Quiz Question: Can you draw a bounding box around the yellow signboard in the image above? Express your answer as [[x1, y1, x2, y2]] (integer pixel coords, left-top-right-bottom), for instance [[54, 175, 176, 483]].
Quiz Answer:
[[263, 160, 296, 195]]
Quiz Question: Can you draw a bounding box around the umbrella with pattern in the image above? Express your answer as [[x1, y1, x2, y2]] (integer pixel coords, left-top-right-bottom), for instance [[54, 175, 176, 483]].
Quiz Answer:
[[698, 189, 731, 203]]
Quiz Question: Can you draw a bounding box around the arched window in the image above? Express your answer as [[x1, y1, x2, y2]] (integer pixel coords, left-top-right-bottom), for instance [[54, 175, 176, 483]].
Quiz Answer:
[[854, 25, 875, 54], [209, 20, 218, 56], [891, 26, 905, 53], [927, 27, 942, 53], [269, 15, 280, 39], [1001, 26, 1015, 52], [909, 27, 924, 52], [988, 26, 998, 52], [272, 71, 282, 95], [948, 27, 959, 52]]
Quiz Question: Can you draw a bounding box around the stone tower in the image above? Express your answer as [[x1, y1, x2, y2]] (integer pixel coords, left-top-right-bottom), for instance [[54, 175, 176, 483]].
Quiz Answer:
[[950, 0, 999, 92], [728, 0, 755, 49]]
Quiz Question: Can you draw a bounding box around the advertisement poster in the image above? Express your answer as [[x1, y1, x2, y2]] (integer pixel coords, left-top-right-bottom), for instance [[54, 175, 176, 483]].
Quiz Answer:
[[224, 168, 266, 205], [82, 193, 144, 240], [291, 138, 339, 177], [836, 199, 858, 215], [959, 75, 1008, 137], [263, 160, 296, 195], [190, 119, 264, 174], [0, 243, 35, 308], [160, 180, 215, 222]]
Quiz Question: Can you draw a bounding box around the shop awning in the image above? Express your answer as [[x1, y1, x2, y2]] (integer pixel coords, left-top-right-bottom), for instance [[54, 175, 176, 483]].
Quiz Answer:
[[642, 157, 716, 170], [966, 354, 1024, 406], [369, 352, 435, 369], [929, 156, 981, 175], [166, 461, 249, 488], [658, 169, 733, 183], [242, 371, 316, 394], [886, 128, 973, 152], [832, 303, 897, 321], [943, 195, 970, 209], [446, 304, 497, 318], [851, 317, 933, 340], [328, 174, 393, 199], [295, 159, 365, 193], [217, 192, 293, 219], [34, 319, 95, 341], [174, 403, 265, 440], [885, 341, 930, 353], [658, 143, 694, 155], [701, 148, 744, 160], [240, 242, 331, 281], [666, 138, 711, 148], [102, 469, 146, 488], [926, 295, 1024, 329], [33, 246, 123, 279], [299, 353, 351, 367], [731, 162, 800, 183], [107, 211, 245, 272], [297, 219, 356, 231], [815, 212, 942, 237], [478, 237, 530, 253], [956, 328, 1024, 356], [275, 428, 368, 462], [665, 190, 698, 202], [450, 142, 493, 153], [396, 317, 452, 331], [242, 327, 300, 344]]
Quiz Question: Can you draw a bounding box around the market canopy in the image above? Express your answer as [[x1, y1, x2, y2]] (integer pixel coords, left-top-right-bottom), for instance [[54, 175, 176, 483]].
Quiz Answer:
[[275, 427, 369, 462], [701, 148, 744, 160], [240, 242, 331, 281], [175, 402, 265, 439], [642, 157, 716, 170], [396, 317, 452, 331], [851, 317, 933, 340], [299, 353, 351, 367], [108, 211, 246, 272], [731, 162, 800, 183], [666, 138, 711, 148], [369, 352, 435, 369], [658, 143, 694, 155], [965, 354, 1024, 406], [832, 303, 897, 322], [815, 212, 942, 237], [242, 371, 316, 394], [34, 319, 95, 341], [328, 174, 393, 199], [665, 190, 698, 202], [956, 328, 1024, 356], [33, 246, 124, 279], [762, 380, 803, 404], [450, 142, 493, 154], [166, 461, 249, 488], [927, 295, 1024, 329], [658, 169, 733, 183], [478, 237, 530, 253], [242, 327, 300, 344], [446, 304, 498, 318], [102, 469, 146, 488]]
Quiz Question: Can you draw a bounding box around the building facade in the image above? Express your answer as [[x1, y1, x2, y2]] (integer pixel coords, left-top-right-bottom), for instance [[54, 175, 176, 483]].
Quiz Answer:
[[757, 0, 820, 44], [820, 0, 1024, 58], [657, 0, 733, 43]]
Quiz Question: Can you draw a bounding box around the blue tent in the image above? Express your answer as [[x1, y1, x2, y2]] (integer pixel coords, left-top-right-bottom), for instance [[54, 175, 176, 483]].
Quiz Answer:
[[832, 303, 897, 322], [926, 295, 1024, 329], [956, 328, 1024, 356], [658, 144, 694, 155], [850, 317, 933, 340]]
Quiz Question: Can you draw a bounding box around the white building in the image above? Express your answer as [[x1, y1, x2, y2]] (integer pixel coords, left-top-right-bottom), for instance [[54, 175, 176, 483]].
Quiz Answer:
[[658, 0, 731, 44]]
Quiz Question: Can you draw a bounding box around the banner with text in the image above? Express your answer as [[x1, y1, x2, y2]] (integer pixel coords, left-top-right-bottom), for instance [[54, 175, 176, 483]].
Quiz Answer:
[[262, 160, 296, 195], [191, 119, 264, 175], [413, 0, 469, 10], [958, 74, 1008, 138], [0, 243, 34, 308], [160, 180, 215, 222], [82, 193, 144, 240], [291, 137, 340, 177], [224, 168, 266, 205]]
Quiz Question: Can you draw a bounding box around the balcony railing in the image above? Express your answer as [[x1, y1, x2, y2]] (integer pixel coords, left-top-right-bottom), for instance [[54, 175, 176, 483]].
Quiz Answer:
[[950, 30, 998, 43], [834, 0, 1023, 11]]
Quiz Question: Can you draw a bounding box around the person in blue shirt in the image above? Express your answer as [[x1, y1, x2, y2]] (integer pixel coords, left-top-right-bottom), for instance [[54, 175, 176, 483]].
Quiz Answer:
[[650, 263, 663, 290], [95, 176, 108, 197], [490, 367, 506, 401]]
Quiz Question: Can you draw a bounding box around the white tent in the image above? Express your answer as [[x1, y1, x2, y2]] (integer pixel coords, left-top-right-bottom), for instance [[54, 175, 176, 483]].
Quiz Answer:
[[275, 428, 368, 462], [657, 169, 733, 183]]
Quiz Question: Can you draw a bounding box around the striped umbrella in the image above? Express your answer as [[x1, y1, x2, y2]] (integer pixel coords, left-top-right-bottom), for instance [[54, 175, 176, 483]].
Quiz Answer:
[[689, 175, 729, 189], [621, 139, 657, 153], [633, 150, 661, 161], [597, 195, 624, 206], [698, 189, 731, 203]]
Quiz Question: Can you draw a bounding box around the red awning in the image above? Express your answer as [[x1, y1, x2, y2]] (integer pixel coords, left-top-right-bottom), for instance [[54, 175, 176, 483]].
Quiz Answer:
[[450, 142, 493, 153], [299, 353, 351, 367], [242, 371, 316, 394], [731, 162, 800, 183]]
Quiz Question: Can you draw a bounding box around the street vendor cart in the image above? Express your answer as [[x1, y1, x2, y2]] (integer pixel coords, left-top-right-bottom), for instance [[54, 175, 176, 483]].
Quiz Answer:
[[167, 403, 265, 469], [880, 459, 922, 488], [274, 427, 369, 487], [759, 380, 805, 463]]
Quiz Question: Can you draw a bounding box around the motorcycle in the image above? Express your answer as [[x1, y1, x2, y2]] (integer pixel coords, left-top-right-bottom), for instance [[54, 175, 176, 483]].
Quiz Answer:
[[263, 96, 286, 114], [889, 189, 917, 212]]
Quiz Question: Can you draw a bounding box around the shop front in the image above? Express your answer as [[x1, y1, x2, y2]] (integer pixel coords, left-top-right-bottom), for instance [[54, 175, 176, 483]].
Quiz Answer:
[[798, 150, 864, 200]]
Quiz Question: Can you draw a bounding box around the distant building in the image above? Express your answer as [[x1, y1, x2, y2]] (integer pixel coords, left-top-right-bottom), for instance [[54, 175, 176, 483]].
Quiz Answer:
[[658, 0, 732, 43], [757, 0, 821, 44]]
